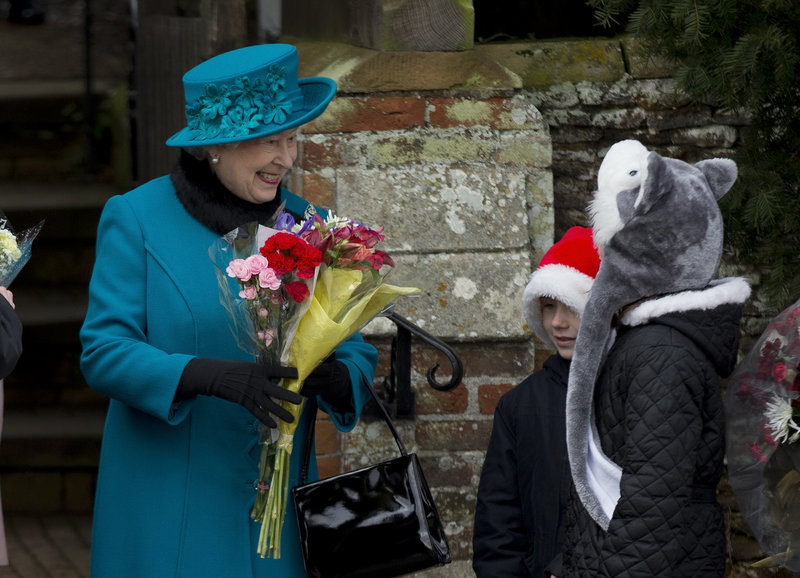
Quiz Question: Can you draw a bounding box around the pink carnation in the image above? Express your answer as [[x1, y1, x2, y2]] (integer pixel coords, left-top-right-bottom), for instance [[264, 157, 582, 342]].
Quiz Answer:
[[258, 329, 275, 348], [245, 254, 270, 276], [238, 285, 257, 300], [226, 259, 251, 281], [259, 268, 282, 290]]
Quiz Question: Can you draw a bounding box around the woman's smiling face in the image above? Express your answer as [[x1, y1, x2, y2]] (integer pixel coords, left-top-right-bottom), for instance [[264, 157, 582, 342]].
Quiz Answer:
[[208, 128, 298, 204]]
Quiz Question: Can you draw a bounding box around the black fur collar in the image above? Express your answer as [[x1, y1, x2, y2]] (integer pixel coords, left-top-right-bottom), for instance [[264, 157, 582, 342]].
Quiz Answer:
[[170, 150, 284, 235]]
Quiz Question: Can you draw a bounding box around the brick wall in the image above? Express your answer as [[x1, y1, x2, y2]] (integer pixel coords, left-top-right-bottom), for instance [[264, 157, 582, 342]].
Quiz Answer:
[[287, 90, 550, 572], [291, 39, 780, 577]]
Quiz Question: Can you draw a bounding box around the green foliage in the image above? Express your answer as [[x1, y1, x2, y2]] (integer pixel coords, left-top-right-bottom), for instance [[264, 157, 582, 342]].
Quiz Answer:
[[587, 0, 800, 308]]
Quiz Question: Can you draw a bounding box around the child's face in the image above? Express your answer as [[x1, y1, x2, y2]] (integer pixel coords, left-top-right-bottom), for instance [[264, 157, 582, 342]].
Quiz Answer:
[[540, 298, 581, 360]]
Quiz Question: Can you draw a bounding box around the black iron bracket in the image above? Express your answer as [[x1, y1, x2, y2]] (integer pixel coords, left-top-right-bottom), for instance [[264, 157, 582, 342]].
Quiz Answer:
[[379, 310, 464, 418]]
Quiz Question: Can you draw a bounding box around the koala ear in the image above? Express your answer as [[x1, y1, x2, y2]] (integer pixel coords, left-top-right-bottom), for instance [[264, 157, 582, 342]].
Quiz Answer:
[[633, 151, 670, 213], [695, 158, 738, 200]]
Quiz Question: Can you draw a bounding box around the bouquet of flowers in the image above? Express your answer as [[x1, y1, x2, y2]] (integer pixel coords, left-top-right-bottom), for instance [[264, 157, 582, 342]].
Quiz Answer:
[[210, 207, 420, 559], [1, 213, 44, 287], [725, 297, 800, 570]]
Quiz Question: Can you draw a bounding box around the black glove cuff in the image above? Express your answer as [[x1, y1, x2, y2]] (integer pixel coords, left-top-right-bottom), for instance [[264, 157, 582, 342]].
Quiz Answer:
[[175, 357, 213, 400], [301, 359, 353, 409], [322, 360, 352, 407]]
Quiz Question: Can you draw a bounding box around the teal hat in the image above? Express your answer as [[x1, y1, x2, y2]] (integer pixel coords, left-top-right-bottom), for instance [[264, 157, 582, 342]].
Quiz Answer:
[[166, 44, 336, 148]]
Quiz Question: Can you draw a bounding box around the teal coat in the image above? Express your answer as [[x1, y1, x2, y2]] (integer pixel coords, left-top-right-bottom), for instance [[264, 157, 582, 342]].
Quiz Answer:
[[80, 177, 378, 577]]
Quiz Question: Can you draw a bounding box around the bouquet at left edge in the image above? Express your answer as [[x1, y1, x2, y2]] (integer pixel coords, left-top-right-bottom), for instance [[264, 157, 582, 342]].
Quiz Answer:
[[210, 208, 420, 559], [0, 214, 44, 287], [725, 298, 800, 571]]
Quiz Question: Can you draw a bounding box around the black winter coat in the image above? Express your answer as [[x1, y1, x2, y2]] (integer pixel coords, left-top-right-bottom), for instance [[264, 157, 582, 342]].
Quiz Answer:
[[473, 353, 571, 578], [562, 300, 744, 577], [0, 296, 22, 379]]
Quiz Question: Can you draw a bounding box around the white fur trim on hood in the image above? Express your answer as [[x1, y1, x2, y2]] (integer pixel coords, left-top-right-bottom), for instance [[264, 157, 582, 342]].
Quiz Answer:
[[620, 277, 752, 327]]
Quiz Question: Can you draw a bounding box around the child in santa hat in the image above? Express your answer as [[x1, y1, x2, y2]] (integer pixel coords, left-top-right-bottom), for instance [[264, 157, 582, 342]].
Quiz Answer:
[[473, 226, 600, 578]]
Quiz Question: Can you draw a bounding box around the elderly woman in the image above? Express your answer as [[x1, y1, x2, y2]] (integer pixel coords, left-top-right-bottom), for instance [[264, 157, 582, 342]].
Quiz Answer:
[[80, 44, 378, 577]]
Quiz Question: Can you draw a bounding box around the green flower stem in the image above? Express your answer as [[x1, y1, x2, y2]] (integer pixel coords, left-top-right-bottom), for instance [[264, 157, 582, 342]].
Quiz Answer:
[[250, 440, 275, 521], [257, 443, 291, 558]]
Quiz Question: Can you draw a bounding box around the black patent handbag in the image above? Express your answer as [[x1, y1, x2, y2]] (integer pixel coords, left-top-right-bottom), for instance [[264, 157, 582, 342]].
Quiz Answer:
[[292, 387, 451, 578]]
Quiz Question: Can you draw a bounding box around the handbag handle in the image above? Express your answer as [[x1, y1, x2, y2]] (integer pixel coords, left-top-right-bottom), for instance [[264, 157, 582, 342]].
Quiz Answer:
[[299, 379, 409, 486]]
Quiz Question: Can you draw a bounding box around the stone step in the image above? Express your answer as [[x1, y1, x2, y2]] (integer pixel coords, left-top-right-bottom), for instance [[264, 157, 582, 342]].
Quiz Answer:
[[0, 83, 124, 182], [0, 181, 116, 211], [3, 181, 117, 327], [0, 408, 105, 514], [13, 289, 88, 328], [0, 79, 120, 103], [2, 181, 112, 423], [2, 408, 105, 445]]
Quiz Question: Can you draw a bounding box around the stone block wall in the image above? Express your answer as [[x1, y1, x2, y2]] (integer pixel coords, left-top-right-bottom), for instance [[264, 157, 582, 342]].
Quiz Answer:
[[289, 38, 780, 577], [282, 85, 552, 572]]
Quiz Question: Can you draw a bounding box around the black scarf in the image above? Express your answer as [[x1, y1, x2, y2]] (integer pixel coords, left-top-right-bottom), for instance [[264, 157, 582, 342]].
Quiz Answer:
[[170, 150, 285, 235]]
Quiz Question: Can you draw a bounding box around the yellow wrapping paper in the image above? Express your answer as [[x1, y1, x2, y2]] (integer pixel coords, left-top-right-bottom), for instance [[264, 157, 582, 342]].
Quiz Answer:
[[256, 265, 420, 558], [289, 267, 421, 382]]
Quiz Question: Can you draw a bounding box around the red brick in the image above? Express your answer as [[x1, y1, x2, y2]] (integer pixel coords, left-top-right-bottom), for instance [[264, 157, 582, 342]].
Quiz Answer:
[[418, 454, 475, 487], [478, 383, 514, 415], [453, 342, 536, 378], [314, 419, 339, 455], [301, 138, 345, 171], [316, 456, 342, 479], [300, 173, 335, 208], [370, 341, 393, 376], [325, 96, 426, 133], [416, 382, 468, 415]]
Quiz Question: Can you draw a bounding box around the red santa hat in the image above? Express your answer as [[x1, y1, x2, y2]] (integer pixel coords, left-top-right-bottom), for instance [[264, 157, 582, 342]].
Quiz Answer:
[[522, 226, 601, 343]]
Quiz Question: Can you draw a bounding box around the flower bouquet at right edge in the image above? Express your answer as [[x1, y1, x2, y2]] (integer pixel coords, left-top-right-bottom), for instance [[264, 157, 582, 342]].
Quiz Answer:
[[0, 212, 44, 286], [724, 297, 800, 571]]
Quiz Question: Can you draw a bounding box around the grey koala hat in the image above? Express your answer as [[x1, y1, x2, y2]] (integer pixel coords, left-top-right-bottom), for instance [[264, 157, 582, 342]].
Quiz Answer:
[[566, 140, 743, 530]]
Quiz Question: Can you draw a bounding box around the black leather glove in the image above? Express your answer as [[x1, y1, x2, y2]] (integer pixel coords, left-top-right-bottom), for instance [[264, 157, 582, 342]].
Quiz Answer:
[[176, 358, 302, 428], [300, 358, 352, 408]]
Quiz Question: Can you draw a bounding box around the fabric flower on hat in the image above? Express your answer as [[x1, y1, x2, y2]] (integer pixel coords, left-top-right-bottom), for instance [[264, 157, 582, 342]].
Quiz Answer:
[[167, 44, 337, 148], [184, 65, 293, 141]]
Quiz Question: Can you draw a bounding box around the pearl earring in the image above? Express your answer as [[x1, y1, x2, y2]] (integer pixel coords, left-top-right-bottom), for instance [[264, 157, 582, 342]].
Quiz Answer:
[[211, 155, 220, 165]]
